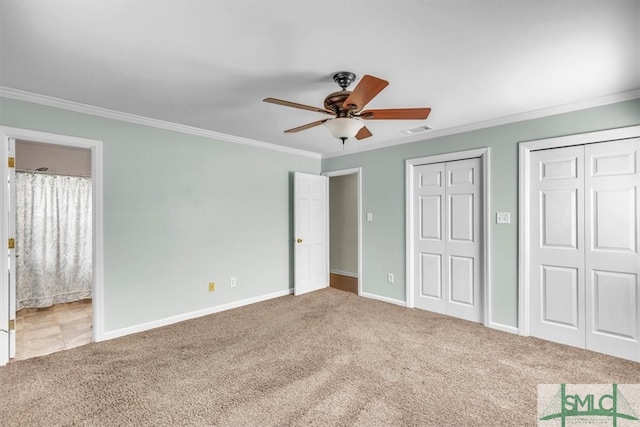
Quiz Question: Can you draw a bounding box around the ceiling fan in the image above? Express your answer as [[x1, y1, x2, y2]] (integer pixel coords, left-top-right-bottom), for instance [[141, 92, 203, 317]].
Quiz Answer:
[[263, 72, 431, 144]]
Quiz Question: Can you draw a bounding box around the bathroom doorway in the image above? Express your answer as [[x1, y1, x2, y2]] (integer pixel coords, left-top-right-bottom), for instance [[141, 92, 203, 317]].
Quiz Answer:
[[13, 140, 93, 360]]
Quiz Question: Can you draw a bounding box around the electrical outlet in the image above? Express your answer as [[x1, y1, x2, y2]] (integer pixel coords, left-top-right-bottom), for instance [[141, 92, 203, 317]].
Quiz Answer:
[[387, 273, 394, 283], [496, 212, 511, 224], [208, 282, 215, 292], [230, 277, 236, 287]]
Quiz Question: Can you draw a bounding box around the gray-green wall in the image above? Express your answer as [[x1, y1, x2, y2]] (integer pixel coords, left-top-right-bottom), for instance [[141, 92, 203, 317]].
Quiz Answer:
[[0, 97, 320, 333], [3, 96, 639, 333], [322, 99, 640, 328]]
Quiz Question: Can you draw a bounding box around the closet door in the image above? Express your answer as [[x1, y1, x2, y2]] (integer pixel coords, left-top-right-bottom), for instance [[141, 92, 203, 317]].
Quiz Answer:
[[413, 162, 446, 314], [445, 158, 483, 322], [529, 146, 586, 348], [585, 138, 640, 361], [413, 158, 483, 322]]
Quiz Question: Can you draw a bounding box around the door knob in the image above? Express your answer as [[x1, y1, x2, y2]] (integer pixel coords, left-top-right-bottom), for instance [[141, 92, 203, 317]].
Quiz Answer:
[[296, 238, 303, 243]]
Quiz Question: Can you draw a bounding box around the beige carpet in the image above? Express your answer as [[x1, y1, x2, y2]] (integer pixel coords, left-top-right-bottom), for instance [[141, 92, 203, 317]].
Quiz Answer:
[[1, 288, 638, 426]]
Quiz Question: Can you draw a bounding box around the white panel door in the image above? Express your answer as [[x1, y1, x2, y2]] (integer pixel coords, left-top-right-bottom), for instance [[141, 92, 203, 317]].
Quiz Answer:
[[413, 158, 483, 322], [294, 172, 328, 296], [585, 138, 640, 361], [413, 162, 446, 313], [530, 146, 586, 348], [445, 159, 483, 322], [8, 139, 16, 359]]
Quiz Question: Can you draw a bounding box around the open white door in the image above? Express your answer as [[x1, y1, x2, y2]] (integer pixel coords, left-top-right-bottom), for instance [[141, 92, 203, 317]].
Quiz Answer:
[[1, 138, 16, 365], [294, 172, 328, 296], [8, 138, 16, 359]]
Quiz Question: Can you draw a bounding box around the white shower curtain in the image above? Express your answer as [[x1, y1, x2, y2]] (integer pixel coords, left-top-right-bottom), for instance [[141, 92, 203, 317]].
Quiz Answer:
[[15, 172, 93, 310]]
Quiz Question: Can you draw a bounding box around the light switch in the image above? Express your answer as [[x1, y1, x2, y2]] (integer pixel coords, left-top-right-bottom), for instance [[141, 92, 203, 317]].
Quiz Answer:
[[496, 212, 511, 224], [367, 213, 373, 222]]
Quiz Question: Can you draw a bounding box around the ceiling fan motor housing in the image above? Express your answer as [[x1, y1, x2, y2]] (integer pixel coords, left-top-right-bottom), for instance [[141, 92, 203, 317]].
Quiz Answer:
[[324, 91, 354, 117]]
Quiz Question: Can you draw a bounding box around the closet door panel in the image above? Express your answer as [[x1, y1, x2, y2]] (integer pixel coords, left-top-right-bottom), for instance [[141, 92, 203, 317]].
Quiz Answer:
[[445, 158, 482, 322], [414, 163, 446, 313], [585, 138, 640, 362], [530, 146, 586, 348]]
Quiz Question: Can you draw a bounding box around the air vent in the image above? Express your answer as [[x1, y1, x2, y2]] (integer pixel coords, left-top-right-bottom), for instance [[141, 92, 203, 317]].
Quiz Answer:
[[402, 125, 434, 135]]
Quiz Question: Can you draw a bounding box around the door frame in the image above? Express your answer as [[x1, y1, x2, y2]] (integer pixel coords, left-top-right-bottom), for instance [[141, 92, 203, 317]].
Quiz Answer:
[[323, 168, 363, 296], [0, 127, 104, 366], [405, 148, 490, 327], [518, 125, 640, 336]]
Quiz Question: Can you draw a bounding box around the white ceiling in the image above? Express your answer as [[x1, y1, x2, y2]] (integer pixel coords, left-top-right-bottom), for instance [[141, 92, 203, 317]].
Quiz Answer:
[[1, 1, 638, 156]]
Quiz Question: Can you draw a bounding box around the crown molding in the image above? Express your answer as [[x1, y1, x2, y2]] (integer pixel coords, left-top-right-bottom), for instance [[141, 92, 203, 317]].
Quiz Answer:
[[3, 85, 637, 161], [322, 89, 640, 159], [0, 86, 321, 159]]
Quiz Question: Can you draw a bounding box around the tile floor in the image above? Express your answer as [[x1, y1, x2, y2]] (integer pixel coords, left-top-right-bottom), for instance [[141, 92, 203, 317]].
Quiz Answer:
[[14, 299, 92, 361]]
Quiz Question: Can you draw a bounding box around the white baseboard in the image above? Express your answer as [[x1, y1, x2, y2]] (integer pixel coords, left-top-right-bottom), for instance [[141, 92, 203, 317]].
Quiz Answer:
[[361, 291, 406, 307], [330, 269, 358, 278], [102, 288, 293, 341], [489, 321, 519, 335]]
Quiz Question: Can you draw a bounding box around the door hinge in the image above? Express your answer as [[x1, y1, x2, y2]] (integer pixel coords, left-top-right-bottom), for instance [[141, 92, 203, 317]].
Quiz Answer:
[[8, 238, 15, 249], [8, 157, 15, 168], [8, 320, 15, 331]]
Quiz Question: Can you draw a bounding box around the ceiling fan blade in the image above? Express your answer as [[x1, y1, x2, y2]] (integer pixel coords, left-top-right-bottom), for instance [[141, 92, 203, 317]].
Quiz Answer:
[[342, 75, 389, 111], [284, 119, 329, 133], [358, 108, 431, 120], [355, 126, 372, 140], [263, 97, 334, 115]]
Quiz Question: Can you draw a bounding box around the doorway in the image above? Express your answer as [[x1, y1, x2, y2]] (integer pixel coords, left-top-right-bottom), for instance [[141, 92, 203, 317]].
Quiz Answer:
[[324, 168, 362, 296], [328, 174, 358, 294], [0, 127, 104, 366], [13, 140, 93, 360]]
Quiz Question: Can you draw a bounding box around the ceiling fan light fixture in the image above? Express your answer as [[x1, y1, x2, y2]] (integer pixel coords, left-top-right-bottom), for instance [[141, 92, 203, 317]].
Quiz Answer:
[[324, 118, 364, 141], [264, 72, 431, 144]]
